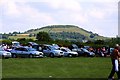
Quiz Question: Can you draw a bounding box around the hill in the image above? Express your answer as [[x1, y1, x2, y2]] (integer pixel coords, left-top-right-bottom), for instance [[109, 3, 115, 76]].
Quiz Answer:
[[25, 25, 107, 41]]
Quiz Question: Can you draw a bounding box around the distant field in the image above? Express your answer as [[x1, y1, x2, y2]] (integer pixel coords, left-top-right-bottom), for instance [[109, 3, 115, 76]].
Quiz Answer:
[[30, 27, 90, 37], [2, 57, 116, 79], [9, 36, 36, 40], [26, 25, 107, 40]]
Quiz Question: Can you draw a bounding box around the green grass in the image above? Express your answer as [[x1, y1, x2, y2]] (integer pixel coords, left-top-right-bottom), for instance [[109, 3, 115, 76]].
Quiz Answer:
[[2, 57, 114, 78], [27, 26, 107, 40], [0, 59, 2, 79]]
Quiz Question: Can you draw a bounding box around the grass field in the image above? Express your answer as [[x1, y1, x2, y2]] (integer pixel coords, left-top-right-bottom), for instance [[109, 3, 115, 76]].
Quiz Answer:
[[28, 27, 106, 40], [2, 57, 116, 79], [9, 36, 36, 40]]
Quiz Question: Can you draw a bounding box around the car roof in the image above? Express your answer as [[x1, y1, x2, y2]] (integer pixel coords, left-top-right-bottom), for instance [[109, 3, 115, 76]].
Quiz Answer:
[[15, 46, 31, 49], [12, 41, 20, 43], [43, 44, 52, 46], [60, 47, 67, 49], [28, 42, 38, 45]]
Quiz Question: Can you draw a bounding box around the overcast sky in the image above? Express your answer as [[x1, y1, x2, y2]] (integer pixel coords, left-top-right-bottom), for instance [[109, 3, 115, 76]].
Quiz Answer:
[[0, 0, 119, 37]]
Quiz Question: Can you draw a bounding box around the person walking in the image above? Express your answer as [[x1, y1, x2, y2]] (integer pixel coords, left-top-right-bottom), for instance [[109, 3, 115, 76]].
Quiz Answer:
[[118, 58, 120, 80], [118, 44, 120, 79], [108, 44, 120, 80]]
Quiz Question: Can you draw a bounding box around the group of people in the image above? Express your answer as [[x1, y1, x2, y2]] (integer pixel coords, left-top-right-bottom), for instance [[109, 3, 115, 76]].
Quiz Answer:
[[108, 44, 120, 80]]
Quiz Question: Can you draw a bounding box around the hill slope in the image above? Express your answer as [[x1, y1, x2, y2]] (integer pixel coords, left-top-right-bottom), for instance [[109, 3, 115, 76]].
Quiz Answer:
[[25, 25, 106, 41]]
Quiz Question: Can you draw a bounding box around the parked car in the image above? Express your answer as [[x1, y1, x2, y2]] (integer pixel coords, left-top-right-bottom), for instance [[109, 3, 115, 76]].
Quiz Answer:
[[0, 47, 11, 59], [28, 42, 42, 51], [69, 44, 82, 55], [52, 44, 60, 50], [10, 46, 44, 58], [60, 47, 78, 57], [84, 46, 90, 50], [80, 48, 95, 57], [42, 45, 64, 58], [12, 41, 21, 48]]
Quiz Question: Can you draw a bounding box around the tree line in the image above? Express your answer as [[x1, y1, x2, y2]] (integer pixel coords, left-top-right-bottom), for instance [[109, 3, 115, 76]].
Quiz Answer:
[[0, 32, 120, 48]]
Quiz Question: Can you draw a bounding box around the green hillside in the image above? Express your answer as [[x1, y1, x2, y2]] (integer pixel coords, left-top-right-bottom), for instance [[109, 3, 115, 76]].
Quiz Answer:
[[25, 25, 107, 41]]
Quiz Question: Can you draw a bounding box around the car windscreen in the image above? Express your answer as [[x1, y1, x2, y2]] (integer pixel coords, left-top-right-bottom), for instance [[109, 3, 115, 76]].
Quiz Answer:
[[52, 44, 60, 49], [50, 46, 59, 50], [82, 49, 89, 52], [72, 44, 78, 48], [12, 42, 20, 47], [66, 48, 71, 52]]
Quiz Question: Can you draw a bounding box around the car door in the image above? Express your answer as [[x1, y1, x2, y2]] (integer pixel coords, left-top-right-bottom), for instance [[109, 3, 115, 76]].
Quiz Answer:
[[61, 49, 67, 56], [15, 48, 22, 57], [21, 48, 29, 58], [43, 46, 51, 56]]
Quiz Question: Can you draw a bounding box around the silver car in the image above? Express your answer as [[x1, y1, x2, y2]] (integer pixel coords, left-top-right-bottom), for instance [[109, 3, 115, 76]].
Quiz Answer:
[[43, 45, 64, 58], [60, 47, 78, 57], [11, 47, 44, 58], [0, 48, 11, 59]]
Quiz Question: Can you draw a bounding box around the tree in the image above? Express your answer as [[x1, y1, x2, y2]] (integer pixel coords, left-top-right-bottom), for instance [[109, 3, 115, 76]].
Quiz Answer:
[[94, 40, 104, 44], [36, 32, 52, 41], [29, 34, 33, 37], [90, 34, 95, 38]]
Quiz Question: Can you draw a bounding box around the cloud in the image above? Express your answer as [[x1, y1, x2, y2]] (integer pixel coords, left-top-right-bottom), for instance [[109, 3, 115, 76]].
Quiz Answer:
[[0, 0, 118, 37], [6, 2, 21, 16], [44, 0, 82, 11], [0, 20, 3, 32], [77, 0, 119, 2], [1, 0, 56, 32], [89, 8, 106, 19], [20, 4, 55, 24]]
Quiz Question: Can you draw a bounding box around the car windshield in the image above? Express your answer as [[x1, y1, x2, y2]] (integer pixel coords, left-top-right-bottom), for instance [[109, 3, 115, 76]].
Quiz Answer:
[[82, 48, 89, 52], [28, 48, 36, 51], [72, 44, 78, 48], [65, 48, 71, 52], [50, 46, 59, 50], [12, 42, 20, 46]]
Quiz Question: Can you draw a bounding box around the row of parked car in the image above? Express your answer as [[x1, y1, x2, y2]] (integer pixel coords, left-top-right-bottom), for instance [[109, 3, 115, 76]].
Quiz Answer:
[[0, 41, 114, 59]]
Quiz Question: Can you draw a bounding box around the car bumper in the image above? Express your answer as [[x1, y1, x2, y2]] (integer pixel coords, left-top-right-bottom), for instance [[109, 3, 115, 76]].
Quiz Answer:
[[3, 55, 11, 58], [56, 54, 64, 57], [34, 55, 44, 58], [71, 54, 78, 57]]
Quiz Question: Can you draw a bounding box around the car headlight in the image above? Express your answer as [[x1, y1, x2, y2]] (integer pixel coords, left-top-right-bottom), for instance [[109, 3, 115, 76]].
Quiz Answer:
[[3, 53, 11, 55], [35, 53, 39, 55]]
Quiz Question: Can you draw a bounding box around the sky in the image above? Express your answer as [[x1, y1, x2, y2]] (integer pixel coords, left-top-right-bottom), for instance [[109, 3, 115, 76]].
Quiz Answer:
[[0, 0, 119, 37]]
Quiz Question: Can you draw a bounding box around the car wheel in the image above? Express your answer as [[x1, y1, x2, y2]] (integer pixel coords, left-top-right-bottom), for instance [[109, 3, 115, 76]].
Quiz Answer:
[[12, 54, 17, 58], [68, 54, 72, 57], [5, 57, 9, 59], [84, 53, 88, 57], [2, 55, 4, 59], [50, 53, 54, 58], [29, 54, 33, 58]]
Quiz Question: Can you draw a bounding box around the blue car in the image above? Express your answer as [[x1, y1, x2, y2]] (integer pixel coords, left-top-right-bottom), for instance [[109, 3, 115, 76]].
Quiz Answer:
[[79, 48, 95, 57], [11, 46, 44, 58], [0, 47, 11, 59]]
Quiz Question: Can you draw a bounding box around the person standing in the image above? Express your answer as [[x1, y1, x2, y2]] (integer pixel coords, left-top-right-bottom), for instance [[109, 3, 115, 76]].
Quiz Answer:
[[108, 44, 120, 80], [118, 44, 120, 79], [118, 58, 120, 79]]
